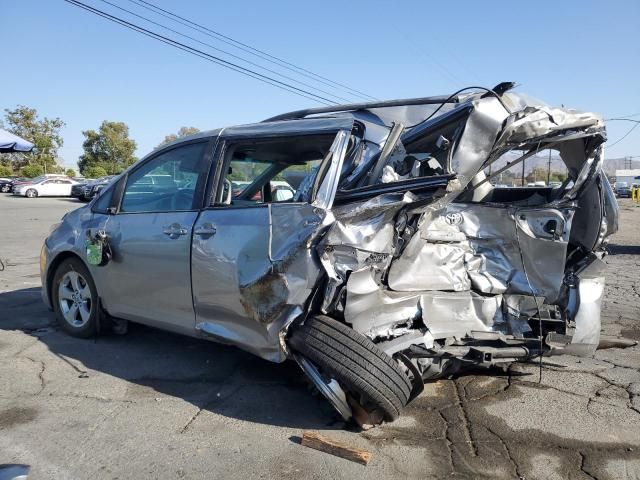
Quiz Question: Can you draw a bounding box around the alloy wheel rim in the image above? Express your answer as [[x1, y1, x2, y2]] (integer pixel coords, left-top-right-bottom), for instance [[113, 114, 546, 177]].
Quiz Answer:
[[58, 271, 92, 327]]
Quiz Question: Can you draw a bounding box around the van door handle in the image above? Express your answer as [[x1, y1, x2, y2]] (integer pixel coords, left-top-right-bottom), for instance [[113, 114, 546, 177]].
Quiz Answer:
[[194, 223, 217, 237], [163, 223, 189, 237]]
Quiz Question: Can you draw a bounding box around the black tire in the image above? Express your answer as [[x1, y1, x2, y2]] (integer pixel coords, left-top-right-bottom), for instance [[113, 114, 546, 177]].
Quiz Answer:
[[52, 257, 99, 338], [25, 188, 38, 198], [288, 315, 412, 421]]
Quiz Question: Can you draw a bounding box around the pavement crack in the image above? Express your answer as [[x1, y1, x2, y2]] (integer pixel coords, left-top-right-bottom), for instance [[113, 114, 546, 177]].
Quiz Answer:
[[484, 425, 523, 480], [178, 389, 236, 434], [579, 451, 598, 480], [180, 407, 204, 434], [23, 355, 45, 394], [55, 353, 89, 378], [436, 410, 455, 472], [453, 379, 478, 457], [12, 338, 39, 357], [505, 363, 514, 392]]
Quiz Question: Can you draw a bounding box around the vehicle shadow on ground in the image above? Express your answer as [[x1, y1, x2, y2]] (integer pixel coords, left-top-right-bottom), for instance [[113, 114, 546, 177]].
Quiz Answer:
[[0, 287, 341, 430]]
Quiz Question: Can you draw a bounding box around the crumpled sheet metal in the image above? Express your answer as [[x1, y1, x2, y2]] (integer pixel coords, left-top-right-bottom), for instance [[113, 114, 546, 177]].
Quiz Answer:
[[388, 203, 571, 299], [318, 192, 417, 313], [422, 204, 570, 300], [419, 291, 503, 339], [344, 265, 503, 340], [428, 96, 510, 210], [344, 268, 421, 338], [495, 105, 604, 148], [229, 204, 328, 362], [241, 204, 325, 322], [570, 257, 607, 352], [388, 237, 471, 292], [316, 92, 603, 351], [323, 192, 416, 253]]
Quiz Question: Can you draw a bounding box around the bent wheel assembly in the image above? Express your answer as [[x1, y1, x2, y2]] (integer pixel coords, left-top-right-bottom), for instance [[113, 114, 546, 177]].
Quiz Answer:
[[288, 315, 412, 422]]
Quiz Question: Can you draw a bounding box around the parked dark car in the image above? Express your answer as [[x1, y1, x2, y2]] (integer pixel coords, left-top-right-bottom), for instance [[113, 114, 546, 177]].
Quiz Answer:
[[71, 181, 91, 199], [0, 177, 27, 193], [85, 176, 116, 200], [41, 86, 617, 423], [71, 176, 115, 201], [616, 183, 632, 198]]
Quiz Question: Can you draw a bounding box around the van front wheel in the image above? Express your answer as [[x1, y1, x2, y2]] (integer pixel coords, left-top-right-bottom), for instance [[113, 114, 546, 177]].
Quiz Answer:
[[288, 315, 412, 421]]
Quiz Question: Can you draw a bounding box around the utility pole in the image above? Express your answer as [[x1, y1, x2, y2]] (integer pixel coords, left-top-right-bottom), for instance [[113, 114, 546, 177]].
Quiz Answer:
[[547, 149, 552, 184], [625, 156, 633, 170]]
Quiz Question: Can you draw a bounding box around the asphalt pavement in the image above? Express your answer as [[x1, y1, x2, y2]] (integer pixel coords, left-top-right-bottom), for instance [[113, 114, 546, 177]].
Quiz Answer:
[[1, 193, 639, 479]]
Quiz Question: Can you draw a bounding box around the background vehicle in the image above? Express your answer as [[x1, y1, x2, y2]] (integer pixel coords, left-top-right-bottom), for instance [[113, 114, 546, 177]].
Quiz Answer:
[[41, 87, 617, 423], [71, 179, 93, 199], [85, 175, 116, 200], [0, 177, 26, 192], [71, 176, 114, 201], [616, 182, 632, 198], [8, 174, 67, 193], [14, 176, 77, 197]]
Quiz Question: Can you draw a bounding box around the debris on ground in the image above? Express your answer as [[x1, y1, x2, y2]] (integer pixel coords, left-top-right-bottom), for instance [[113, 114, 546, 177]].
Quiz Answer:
[[301, 431, 372, 465]]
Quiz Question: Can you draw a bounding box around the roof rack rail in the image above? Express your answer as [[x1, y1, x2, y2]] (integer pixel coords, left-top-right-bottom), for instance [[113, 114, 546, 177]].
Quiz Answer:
[[262, 95, 458, 123]]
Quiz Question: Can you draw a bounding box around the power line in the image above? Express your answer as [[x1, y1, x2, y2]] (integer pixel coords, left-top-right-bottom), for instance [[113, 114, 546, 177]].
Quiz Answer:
[[605, 118, 640, 123], [97, 0, 355, 104], [126, 0, 377, 102], [607, 122, 640, 148], [605, 112, 640, 120], [62, 0, 338, 105]]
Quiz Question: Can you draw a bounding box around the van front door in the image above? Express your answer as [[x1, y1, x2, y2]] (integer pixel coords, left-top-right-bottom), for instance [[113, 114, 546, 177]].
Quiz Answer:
[[191, 118, 354, 361]]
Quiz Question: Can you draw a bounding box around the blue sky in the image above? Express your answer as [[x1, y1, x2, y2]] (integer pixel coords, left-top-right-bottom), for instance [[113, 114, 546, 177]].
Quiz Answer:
[[2, 0, 639, 169]]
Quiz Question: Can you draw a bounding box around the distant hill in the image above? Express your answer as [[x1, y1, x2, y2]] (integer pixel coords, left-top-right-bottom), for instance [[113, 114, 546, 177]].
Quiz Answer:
[[602, 157, 640, 176]]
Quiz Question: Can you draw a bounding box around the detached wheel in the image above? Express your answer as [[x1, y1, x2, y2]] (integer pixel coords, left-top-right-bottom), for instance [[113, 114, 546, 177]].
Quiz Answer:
[[52, 258, 98, 338], [288, 315, 412, 421], [25, 189, 38, 198]]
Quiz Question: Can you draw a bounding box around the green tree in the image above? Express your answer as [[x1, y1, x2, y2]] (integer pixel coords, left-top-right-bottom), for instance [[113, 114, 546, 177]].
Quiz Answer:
[[1, 105, 65, 173], [79, 121, 137, 175], [526, 167, 568, 184], [21, 164, 44, 178], [549, 170, 567, 182], [84, 165, 108, 178], [0, 165, 13, 177], [65, 168, 77, 177], [159, 126, 200, 147]]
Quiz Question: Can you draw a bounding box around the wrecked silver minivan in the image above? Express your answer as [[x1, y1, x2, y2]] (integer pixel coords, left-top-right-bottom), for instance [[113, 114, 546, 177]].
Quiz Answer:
[[41, 83, 617, 423]]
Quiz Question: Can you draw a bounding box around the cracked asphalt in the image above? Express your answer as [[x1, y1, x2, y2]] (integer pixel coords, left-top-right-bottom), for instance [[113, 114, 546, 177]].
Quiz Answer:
[[1, 194, 639, 479]]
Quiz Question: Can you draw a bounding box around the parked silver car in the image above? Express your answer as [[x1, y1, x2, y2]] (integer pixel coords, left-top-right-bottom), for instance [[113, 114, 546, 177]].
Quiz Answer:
[[41, 84, 618, 423]]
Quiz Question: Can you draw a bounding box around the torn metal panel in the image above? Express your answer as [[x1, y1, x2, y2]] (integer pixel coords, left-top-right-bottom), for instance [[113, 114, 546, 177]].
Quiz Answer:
[[428, 96, 511, 209], [445, 204, 571, 300], [569, 257, 607, 353], [392, 203, 572, 301], [323, 192, 416, 253], [419, 291, 504, 338], [312, 130, 351, 210], [318, 192, 418, 315], [344, 267, 421, 338], [494, 102, 604, 148], [344, 266, 505, 342]]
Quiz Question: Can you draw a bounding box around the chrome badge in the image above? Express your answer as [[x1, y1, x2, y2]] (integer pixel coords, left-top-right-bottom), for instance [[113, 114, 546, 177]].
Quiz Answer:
[[444, 212, 463, 225]]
